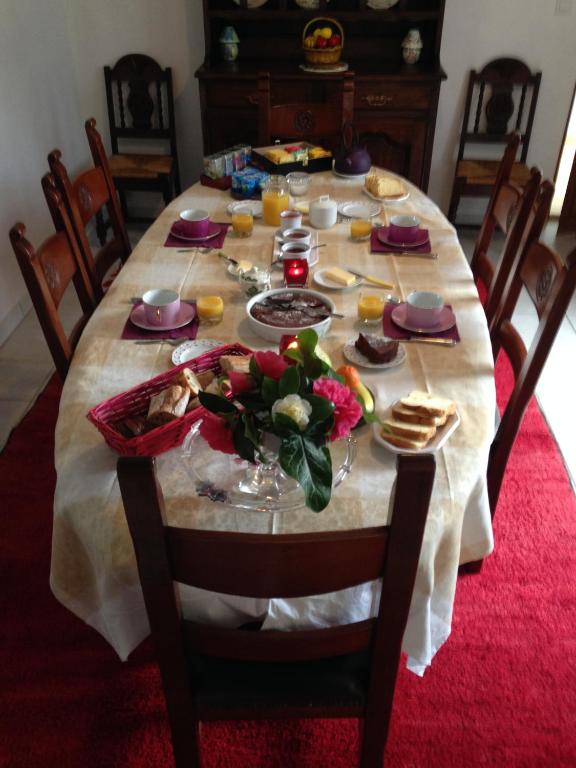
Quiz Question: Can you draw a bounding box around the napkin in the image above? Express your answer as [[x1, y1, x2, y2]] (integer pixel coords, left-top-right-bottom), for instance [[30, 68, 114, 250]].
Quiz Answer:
[[383, 302, 461, 342], [371, 226, 431, 254], [164, 222, 230, 249], [121, 302, 200, 341]]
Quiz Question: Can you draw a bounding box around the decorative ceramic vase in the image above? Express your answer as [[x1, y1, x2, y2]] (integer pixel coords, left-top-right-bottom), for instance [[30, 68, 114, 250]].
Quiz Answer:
[[220, 26, 239, 62], [402, 29, 422, 65]]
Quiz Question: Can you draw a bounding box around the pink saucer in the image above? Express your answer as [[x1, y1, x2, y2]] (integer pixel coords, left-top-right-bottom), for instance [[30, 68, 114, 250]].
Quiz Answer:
[[129, 302, 196, 332], [391, 304, 456, 334], [377, 227, 430, 249], [169, 221, 222, 242]]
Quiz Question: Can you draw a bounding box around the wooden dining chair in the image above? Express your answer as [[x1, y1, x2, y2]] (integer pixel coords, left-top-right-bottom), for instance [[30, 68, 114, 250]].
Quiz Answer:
[[9, 176, 95, 381], [104, 54, 181, 220], [448, 58, 541, 225], [117, 452, 436, 768], [257, 72, 354, 153], [47, 127, 131, 302]]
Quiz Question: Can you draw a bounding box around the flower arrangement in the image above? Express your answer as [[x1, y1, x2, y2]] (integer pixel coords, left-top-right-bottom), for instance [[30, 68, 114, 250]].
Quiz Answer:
[[197, 330, 369, 512]]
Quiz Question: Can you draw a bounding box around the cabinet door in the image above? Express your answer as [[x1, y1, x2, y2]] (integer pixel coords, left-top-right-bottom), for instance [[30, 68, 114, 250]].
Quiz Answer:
[[204, 110, 259, 154], [355, 117, 428, 189]]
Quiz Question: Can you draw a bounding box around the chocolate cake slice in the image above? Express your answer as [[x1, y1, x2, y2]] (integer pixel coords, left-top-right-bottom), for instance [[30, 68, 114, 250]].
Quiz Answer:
[[355, 333, 399, 364]]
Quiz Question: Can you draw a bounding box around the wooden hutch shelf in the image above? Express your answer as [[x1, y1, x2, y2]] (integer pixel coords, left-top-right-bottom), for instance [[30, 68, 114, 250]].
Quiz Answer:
[[196, 0, 446, 191]]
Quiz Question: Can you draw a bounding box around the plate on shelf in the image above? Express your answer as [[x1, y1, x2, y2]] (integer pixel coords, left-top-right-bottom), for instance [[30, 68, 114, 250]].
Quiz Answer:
[[377, 228, 430, 249], [226, 200, 263, 218], [363, 186, 410, 204], [299, 62, 350, 74], [130, 303, 196, 332], [332, 168, 369, 181], [373, 402, 461, 455], [391, 304, 456, 335], [313, 268, 362, 291], [367, 0, 400, 9], [172, 339, 221, 366], [233, 0, 268, 7], [343, 339, 406, 369], [338, 200, 381, 219], [169, 222, 223, 242]]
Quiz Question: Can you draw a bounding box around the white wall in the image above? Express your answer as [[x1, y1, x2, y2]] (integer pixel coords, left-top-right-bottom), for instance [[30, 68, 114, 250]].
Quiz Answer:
[[1, 0, 575, 336], [430, 0, 576, 214]]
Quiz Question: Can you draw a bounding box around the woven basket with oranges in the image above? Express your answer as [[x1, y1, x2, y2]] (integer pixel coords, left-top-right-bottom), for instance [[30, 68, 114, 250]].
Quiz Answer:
[[302, 17, 344, 66]]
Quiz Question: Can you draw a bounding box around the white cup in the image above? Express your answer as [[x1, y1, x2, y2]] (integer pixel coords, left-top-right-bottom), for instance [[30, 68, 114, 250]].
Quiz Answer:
[[280, 227, 312, 246], [279, 210, 303, 232], [279, 242, 312, 262], [142, 289, 181, 326]]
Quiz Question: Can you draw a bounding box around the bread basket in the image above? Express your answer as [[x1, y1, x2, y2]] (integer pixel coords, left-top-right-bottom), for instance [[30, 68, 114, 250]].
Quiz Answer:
[[302, 17, 343, 66]]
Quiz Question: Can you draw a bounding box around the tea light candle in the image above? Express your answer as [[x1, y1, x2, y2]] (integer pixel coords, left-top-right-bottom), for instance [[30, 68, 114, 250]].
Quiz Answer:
[[197, 295, 224, 324], [279, 334, 298, 354], [283, 258, 309, 287]]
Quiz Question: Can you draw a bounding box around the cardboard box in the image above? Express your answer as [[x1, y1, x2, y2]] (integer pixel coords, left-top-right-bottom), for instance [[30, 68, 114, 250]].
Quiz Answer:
[[251, 142, 333, 175]]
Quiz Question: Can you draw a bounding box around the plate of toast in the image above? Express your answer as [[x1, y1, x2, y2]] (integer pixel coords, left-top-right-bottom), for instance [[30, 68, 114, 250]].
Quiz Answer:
[[373, 390, 460, 454]]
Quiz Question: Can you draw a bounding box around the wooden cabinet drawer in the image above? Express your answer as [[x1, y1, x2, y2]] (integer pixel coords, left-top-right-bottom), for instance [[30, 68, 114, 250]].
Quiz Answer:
[[204, 82, 259, 109], [355, 83, 432, 112]]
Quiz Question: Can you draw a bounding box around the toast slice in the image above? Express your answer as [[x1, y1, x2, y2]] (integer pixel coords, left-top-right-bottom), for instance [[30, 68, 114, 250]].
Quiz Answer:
[[391, 403, 448, 427], [381, 418, 437, 443], [399, 390, 456, 419], [379, 431, 430, 451], [219, 355, 252, 375]]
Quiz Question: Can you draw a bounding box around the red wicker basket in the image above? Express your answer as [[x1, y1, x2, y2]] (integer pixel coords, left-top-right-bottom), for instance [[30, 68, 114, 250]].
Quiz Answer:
[[87, 342, 252, 457]]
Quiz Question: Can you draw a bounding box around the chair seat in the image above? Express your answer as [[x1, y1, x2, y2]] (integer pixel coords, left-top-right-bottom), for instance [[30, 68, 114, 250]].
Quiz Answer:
[[108, 153, 174, 179], [457, 159, 532, 187]]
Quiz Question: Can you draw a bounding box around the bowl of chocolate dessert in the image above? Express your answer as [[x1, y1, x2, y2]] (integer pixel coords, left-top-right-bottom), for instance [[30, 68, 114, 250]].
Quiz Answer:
[[246, 288, 336, 342]]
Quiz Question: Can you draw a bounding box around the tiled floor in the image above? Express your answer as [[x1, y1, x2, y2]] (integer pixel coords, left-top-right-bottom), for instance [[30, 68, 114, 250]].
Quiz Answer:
[[1, 224, 575, 491]]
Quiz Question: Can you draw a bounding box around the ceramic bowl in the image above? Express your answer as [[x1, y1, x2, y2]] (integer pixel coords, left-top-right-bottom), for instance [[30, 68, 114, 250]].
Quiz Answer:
[[280, 241, 312, 262], [246, 288, 335, 342], [179, 209, 210, 237], [405, 291, 444, 328], [280, 227, 312, 246]]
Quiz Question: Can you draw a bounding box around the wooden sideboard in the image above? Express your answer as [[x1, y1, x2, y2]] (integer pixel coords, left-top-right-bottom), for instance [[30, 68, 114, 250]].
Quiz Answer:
[[196, 0, 446, 191]]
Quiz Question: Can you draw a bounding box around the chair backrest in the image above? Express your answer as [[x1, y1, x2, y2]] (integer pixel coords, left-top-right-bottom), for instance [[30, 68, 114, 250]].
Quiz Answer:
[[104, 54, 178, 157], [457, 57, 541, 164], [117, 452, 436, 767], [258, 72, 354, 152], [488, 241, 576, 515], [47, 132, 131, 299], [471, 164, 544, 327], [9, 177, 95, 380]]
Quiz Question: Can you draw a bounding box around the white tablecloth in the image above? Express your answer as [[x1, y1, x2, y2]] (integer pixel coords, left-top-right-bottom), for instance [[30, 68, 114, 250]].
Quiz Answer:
[[51, 172, 495, 675]]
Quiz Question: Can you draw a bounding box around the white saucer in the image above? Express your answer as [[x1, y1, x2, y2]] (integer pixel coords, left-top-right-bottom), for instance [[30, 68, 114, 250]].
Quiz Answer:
[[337, 200, 381, 219], [172, 339, 221, 366], [169, 222, 223, 243], [313, 268, 362, 291], [226, 200, 263, 218], [391, 304, 456, 335], [299, 62, 349, 74], [130, 303, 196, 332], [332, 168, 368, 180], [373, 402, 461, 455], [343, 339, 406, 369], [363, 186, 410, 204]]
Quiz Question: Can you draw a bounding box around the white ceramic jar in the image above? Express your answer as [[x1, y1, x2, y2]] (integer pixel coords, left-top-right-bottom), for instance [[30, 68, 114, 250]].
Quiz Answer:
[[309, 195, 338, 229]]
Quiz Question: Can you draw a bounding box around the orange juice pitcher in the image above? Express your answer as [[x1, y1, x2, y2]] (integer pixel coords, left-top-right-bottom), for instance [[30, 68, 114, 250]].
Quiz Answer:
[[262, 175, 290, 226]]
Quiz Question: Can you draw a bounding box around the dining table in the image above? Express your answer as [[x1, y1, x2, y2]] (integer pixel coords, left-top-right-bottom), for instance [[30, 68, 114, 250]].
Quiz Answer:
[[51, 169, 495, 676]]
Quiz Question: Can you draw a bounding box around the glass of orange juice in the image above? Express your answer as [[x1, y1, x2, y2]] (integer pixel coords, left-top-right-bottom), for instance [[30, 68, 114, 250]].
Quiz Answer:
[[197, 295, 224, 325], [262, 175, 290, 226], [350, 219, 372, 241], [232, 211, 253, 237], [358, 292, 385, 325]]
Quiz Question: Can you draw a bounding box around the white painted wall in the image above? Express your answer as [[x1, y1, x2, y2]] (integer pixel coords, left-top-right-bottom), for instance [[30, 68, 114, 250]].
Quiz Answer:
[[1, 0, 575, 336]]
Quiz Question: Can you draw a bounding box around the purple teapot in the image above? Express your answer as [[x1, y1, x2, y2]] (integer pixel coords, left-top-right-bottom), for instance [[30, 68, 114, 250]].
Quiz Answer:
[[334, 123, 372, 176]]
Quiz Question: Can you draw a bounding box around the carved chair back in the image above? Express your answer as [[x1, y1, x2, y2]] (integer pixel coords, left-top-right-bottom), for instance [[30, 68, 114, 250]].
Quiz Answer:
[[10, 177, 95, 380], [117, 452, 436, 768]]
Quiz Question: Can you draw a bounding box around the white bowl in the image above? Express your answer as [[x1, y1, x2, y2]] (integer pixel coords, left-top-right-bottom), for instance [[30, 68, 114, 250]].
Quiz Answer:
[[246, 288, 335, 342]]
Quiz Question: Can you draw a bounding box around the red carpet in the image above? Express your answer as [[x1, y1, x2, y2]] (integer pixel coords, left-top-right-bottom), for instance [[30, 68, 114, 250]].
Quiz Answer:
[[1, 360, 575, 768]]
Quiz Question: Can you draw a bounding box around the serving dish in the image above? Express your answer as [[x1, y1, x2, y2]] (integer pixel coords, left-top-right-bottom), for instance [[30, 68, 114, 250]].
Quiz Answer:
[[246, 288, 335, 342], [373, 402, 461, 455], [363, 186, 409, 204]]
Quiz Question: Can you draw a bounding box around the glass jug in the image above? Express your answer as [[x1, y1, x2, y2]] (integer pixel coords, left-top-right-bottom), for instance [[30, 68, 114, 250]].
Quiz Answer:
[[262, 175, 290, 227]]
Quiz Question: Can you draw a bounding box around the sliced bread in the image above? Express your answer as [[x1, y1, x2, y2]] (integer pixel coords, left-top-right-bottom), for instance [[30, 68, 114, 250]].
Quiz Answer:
[[399, 390, 456, 419], [380, 418, 437, 443], [379, 432, 430, 451], [391, 403, 447, 427]]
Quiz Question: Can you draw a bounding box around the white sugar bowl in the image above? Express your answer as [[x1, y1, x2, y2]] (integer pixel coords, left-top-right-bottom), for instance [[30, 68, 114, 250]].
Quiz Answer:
[[309, 195, 338, 230]]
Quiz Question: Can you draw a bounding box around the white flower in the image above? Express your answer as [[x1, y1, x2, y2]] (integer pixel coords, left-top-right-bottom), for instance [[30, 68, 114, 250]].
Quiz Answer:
[[272, 394, 312, 431]]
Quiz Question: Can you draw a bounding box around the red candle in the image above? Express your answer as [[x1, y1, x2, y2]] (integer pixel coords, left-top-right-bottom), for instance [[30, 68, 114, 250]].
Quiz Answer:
[[279, 334, 298, 354], [283, 257, 309, 287]]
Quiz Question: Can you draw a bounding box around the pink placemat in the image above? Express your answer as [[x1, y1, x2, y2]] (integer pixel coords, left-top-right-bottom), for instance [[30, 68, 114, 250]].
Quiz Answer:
[[383, 302, 461, 342], [121, 302, 199, 341], [164, 222, 230, 249], [371, 226, 431, 254]]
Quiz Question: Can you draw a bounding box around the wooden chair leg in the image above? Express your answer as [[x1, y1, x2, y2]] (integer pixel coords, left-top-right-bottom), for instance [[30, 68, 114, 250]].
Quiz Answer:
[[447, 181, 461, 225]]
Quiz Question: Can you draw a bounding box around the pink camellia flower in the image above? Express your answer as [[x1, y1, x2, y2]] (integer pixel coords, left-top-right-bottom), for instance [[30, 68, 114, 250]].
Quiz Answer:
[[313, 377, 363, 441], [199, 411, 236, 455], [229, 371, 255, 395], [254, 350, 289, 381]]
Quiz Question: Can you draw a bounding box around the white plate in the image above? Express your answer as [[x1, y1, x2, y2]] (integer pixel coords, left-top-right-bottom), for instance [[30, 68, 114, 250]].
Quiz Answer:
[[226, 200, 263, 218], [363, 186, 410, 204], [299, 63, 349, 74], [172, 339, 222, 366], [332, 168, 368, 180], [343, 340, 406, 369], [337, 200, 381, 219], [373, 401, 461, 455], [233, 0, 268, 6], [313, 268, 362, 291]]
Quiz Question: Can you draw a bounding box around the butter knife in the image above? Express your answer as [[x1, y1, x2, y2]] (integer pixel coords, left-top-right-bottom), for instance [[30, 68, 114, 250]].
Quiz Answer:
[[345, 268, 394, 290], [382, 251, 438, 260], [403, 337, 456, 346]]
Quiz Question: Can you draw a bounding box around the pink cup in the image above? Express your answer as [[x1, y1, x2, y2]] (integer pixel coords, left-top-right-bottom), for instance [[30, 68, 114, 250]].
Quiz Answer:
[[179, 209, 210, 238], [389, 215, 420, 244], [142, 289, 181, 327], [279, 209, 303, 232], [405, 291, 444, 328]]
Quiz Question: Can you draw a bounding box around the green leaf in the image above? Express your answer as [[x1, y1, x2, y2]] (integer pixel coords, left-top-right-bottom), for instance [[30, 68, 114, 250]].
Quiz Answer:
[[297, 328, 318, 355], [272, 411, 299, 437], [249, 355, 262, 380], [303, 394, 334, 424], [243, 413, 262, 448], [232, 420, 256, 462], [234, 393, 267, 413], [283, 348, 304, 365], [261, 376, 279, 407], [198, 391, 238, 415], [278, 434, 332, 512], [279, 365, 300, 397]]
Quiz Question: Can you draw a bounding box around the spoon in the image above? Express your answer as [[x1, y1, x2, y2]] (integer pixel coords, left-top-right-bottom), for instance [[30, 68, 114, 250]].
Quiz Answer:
[[134, 337, 188, 346]]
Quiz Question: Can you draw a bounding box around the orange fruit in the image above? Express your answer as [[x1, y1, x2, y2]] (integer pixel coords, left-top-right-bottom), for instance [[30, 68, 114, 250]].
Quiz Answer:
[[336, 365, 361, 390]]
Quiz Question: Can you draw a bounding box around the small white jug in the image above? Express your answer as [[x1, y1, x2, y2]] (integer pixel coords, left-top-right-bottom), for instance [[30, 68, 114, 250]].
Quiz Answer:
[[309, 195, 338, 229]]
